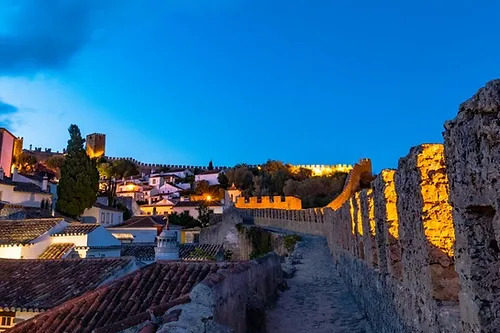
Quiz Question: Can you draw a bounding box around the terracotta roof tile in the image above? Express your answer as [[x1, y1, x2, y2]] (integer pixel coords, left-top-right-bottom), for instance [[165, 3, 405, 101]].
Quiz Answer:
[[9, 262, 219, 333], [109, 216, 165, 229], [0, 218, 63, 245], [121, 244, 224, 262], [0, 178, 48, 193], [121, 243, 156, 261], [92, 202, 124, 212], [0, 258, 133, 311], [38, 243, 74, 259], [180, 244, 224, 261], [53, 223, 100, 236]]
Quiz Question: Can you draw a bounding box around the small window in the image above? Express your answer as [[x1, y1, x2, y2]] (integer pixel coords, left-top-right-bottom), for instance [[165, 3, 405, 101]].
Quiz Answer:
[[106, 213, 110, 222], [101, 213, 105, 223], [0, 316, 14, 328]]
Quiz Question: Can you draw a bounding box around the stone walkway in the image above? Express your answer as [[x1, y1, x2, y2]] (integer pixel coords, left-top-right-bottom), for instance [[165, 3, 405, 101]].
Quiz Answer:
[[266, 234, 372, 333]]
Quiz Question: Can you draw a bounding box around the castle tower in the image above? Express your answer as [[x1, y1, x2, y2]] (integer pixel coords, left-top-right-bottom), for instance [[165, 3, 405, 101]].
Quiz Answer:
[[86, 133, 106, 158], [155, 224, 179, 261], [224, 183, 242, 207]]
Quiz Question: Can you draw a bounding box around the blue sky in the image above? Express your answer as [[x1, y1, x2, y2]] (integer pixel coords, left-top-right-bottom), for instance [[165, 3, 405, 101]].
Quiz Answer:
[[0, 1, 499, 171]]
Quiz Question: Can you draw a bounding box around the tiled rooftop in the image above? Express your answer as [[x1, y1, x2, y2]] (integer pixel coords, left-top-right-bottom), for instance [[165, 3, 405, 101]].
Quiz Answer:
[[180, 244, 224, 261], [109, 216, 165, 229], [9, 262, 219, 333], [121, 243, 224, 262], [38, 243, 74, 259], [52, 223, 100, 236], [0, 258, 133, 311], [0, 218, 63, 246], [0, 178, 48, 193], [174, 200, 222, 207], [92, 202, 123, 212]]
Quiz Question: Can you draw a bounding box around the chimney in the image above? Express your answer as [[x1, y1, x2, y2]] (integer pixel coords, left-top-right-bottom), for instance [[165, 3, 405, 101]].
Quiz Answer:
[[12, 167, 19, 181], [42, 175, 48, 192], [155, 227, 179, 261], [0, 167, 4, 180]]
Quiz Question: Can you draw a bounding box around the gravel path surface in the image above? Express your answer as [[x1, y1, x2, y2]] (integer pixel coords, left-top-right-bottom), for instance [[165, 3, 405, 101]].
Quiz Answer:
[[266, 234, 372, 333]]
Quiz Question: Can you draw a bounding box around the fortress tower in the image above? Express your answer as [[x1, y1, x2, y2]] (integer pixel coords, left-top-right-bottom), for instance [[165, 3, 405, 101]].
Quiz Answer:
[[86, 133, 106, 158]]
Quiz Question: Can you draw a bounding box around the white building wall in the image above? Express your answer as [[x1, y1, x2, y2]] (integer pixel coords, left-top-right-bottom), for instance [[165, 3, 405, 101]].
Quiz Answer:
[[0, 246, 22, 259], [81, 206, 123, 226], [108, 228, 158, 243], [0, 184, 52, 208], [195, 173, 221, 185]]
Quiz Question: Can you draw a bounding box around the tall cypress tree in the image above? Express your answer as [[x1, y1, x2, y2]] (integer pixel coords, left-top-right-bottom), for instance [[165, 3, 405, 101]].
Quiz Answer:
[[56, 124, 99, 218]]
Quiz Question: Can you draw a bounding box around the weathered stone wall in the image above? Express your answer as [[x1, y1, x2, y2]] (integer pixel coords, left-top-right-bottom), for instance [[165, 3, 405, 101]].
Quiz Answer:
[[235, 80, 500, 333], [238, 144, 460, 332], [444, 79, 500, 333], [158, 253, 283, 333]]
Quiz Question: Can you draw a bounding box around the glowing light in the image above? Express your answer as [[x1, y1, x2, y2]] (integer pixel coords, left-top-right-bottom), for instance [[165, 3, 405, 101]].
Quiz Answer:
[[206, 195, 212, 201], [126, 184, 135, 191]]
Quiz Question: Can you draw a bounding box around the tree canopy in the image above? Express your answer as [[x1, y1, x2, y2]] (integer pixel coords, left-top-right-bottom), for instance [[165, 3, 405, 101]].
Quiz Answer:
[[225, 160, 348, 208], [56, 124, 99, 218]]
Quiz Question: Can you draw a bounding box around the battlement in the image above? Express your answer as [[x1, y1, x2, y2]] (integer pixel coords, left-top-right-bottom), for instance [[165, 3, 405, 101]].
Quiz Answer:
[[235, 195, 302, 210], [289, 163, 353, 176], [105, 156, 232, 171]]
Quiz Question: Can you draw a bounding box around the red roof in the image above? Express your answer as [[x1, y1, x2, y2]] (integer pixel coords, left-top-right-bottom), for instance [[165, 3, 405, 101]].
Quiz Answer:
[[0, 258, 133, 311], [0, 218, 64, 246], [9, 262, 219, 333], [38, 243, 74, 259], [52, 223, 100, 236], [108, 216, 165, 229]]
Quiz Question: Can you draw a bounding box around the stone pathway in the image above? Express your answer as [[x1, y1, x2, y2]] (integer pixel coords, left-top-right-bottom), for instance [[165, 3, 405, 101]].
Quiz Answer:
[[266, 234, 372, 333]]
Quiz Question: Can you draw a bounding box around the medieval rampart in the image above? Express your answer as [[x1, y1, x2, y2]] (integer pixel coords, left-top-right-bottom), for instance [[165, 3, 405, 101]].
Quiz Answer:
[[235, 196, 302, 210], [236, 79, 500, 333]]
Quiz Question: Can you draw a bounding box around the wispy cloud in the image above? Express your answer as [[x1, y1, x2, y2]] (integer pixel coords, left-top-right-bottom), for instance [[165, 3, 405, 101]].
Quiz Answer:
[[0, 0, 115, 75], [0, 99, 18, 127]]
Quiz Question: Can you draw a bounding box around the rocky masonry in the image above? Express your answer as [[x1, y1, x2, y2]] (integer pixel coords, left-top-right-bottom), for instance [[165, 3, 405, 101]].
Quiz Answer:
[[239, 79, 500, 332], [444, 79, 500, 332]]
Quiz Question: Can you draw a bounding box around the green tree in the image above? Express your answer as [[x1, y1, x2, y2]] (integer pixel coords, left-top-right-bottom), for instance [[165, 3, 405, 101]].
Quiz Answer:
[[208, 160, 214, 170], [13, 152, 37, 173], [45, 155, 65, 177], [56, 124, 99, 218], [217, 173, 229, 189], [197, 202, 211, 227]]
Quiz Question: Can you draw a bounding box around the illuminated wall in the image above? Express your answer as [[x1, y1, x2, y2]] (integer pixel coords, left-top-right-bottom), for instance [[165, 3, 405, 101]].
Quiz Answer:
[[86, 133, 106, 158], [235, 196, 302, 210], [289, 163, 353, 176], [326, 159, 373, 210], [0, 129, 15, 177], [239, 144, 460, 332]]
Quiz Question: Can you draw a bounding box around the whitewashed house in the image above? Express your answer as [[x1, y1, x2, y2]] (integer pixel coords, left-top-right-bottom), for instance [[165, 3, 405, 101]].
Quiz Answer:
[[172, 200, 224, 219], [195, 169, 223, 185], [81, 202, 124, 226], [107, 216, 165, 243]]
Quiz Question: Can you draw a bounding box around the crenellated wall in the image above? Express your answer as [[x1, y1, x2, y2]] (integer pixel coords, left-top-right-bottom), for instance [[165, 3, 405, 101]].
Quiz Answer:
[[238, 144, 459, 332], [443, 79, 500, 333], [235, 195, 302, 210], [236, 79, 500, 332]]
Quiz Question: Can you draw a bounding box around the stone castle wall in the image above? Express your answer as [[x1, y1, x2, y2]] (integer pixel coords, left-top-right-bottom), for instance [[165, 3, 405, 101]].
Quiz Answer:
[[235, 195, 303, 210], [236, 78, 500, 333]]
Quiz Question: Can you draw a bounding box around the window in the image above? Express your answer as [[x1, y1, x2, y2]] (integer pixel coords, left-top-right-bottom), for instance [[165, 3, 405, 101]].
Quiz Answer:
[[111, 214, 114, 224], [152, 179, 156, 184], [101, 213, 105, 223], [0, 315, 14, 328], [106, 213, 110, 222]]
